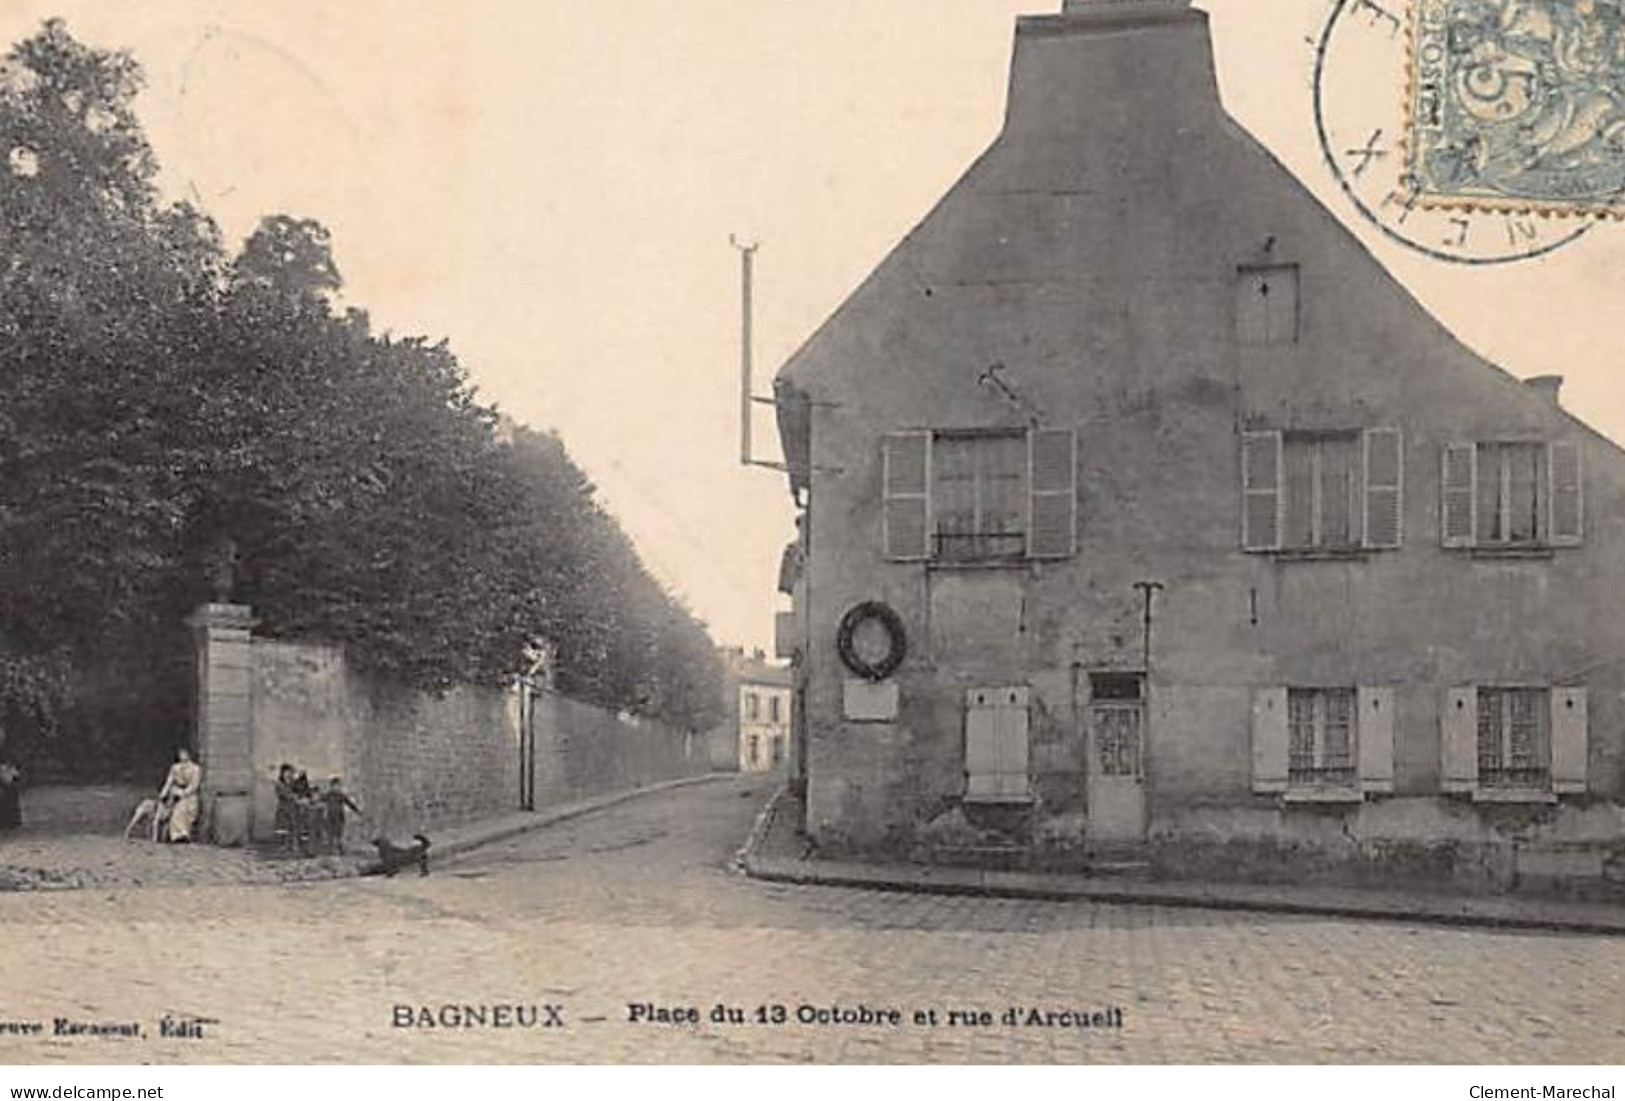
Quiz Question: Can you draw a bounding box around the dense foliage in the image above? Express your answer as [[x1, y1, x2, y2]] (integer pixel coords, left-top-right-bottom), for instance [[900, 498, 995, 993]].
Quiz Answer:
[[0, 21, 726, 770]]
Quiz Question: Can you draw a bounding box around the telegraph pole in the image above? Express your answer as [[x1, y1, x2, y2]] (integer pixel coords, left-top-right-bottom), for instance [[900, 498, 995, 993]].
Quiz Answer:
[[731, 235, 760, 467]]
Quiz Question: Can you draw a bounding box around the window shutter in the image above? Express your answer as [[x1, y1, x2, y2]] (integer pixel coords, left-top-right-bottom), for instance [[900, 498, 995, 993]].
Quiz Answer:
[[1356, 686, 1395, 793], [1251, 687, 1288, 793], [1548, 441, 1582, 546], [1441, 443, 1476, 548], [1441, 686, 1478, 792], [1551, 687, 1588, 794], [996, 686, 1031, 798], [964, 688, 999, 798], [1242, 431, 1283, 552], [1363, 428, 1403, 549], [883, 432, 931, 561], [1028, 428, 1076, 559]]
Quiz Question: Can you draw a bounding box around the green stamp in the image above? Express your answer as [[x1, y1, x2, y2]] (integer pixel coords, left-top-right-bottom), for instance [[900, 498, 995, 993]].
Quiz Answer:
[[1407, 0, 1625, 214]]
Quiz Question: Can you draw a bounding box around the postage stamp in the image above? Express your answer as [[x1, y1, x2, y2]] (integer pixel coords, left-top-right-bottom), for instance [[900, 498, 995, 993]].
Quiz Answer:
[[1406, 0, 1625, 215]]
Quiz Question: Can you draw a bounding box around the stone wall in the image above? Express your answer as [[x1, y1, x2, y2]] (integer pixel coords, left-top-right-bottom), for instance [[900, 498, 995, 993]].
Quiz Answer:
[[198, 634, 708, 844]]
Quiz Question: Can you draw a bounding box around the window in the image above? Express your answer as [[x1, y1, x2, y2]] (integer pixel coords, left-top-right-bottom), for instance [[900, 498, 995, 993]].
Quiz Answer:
[[1242, 429, 1403, 552], [1236, 264, 1299, 346], [1253, 686, 1393, 796], [746, 734, 759, 768], [882, 429, 1076, 562], [1442, 685, 1588, 798], [1287, 688, 1356, 787], [745, 692, 759, 721], [769, 696, 781, 724], [1476, 687, 1548, 790], [964, 686, 1030, 802], [770, 737, 784, 767], [1441, 441, 1582, 549], [1090, 674, 1144, 779]]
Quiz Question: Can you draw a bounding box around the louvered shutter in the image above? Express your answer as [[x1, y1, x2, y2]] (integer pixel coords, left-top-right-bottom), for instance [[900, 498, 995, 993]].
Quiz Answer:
[[1357, 686, 1395, 793], [1363, 429, 1403, 549], [1441, 443, 1476, 548], [1551, 687, 1588, 794], [1242, 431, 1283, 551], [965, 688, 999, 798], [1548, 441, 1582, 546], [882, 432, 931, 560], [1028, 428, 1076, 559], [1251, 687, 1289, 793], [1441, 686, 1478, 792]]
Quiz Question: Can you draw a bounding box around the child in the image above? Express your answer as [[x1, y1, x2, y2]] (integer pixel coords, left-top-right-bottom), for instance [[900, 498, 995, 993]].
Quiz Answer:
[[320, 778, 362, 854]]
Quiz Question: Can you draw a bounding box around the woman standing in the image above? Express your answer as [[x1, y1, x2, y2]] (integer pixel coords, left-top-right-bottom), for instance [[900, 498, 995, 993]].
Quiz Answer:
[[159, 747, 203, 843]]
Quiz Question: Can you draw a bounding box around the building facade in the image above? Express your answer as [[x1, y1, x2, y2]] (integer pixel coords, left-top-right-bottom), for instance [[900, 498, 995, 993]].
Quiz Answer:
[[773, 0, 1625, 891], [716, 648, 793, 774]]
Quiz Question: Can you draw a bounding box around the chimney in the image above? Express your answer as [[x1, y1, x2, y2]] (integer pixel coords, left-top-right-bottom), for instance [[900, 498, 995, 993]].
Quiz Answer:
[[997, 0, 1219, 185], [1524, 375, 1564, 407]]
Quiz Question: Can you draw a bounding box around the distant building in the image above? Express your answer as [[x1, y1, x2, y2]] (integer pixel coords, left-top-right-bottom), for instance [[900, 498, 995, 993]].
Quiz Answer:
[[716, 648, 792, 774]]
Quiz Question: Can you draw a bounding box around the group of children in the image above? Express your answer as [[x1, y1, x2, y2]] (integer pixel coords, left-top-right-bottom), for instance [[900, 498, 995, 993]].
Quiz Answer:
[[273, 764, 362, 856]]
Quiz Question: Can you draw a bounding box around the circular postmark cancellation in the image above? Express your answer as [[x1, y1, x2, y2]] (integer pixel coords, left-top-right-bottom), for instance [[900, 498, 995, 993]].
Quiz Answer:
[[1313, 0, 1625, 264]]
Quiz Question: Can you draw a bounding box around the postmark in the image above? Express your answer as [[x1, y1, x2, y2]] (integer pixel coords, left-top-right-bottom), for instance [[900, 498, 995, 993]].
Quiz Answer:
[[1314, 0, 1597, 263], [1405, 0, 1625, 216]]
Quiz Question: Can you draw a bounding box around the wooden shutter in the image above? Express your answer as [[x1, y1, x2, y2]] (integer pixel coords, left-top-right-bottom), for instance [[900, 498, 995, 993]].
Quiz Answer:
[[1441, 443, 1476, 548], [1251, 687, 1288, 793], [1441, 686, 1478, 792], [1237, 266, 1299, 346], [1363, 428, 1403, 549], [1551, 687, 1588, 794], [965, 687, 1029, 800], [1028, 428, 1076, 559], [882, 432, 931, 561], [1357, 686, 1395, 793], [965, 688, 999, 799], [996, 686, 1031, 798], [1548, 441, 1582, 546], [1242, 431, 1283, 552]]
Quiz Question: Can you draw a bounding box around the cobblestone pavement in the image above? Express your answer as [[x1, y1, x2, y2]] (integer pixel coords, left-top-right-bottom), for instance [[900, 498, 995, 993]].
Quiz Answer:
[[0, 832, 366, 891], [0, 776, 1622, 1064]]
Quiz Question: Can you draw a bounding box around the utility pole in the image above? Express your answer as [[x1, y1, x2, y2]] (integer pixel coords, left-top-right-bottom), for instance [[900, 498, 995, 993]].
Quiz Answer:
[[731, 234, 761, 467]]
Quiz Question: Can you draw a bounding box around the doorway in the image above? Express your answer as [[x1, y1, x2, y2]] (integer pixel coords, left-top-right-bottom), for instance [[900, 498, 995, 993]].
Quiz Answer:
[[1086, 673, 1146, 843]]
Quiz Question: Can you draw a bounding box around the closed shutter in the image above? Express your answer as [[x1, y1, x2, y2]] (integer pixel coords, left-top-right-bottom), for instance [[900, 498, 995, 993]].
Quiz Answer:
[[1441, 686, 1478, 792], [1251, 687, 1289, 793], [965, 687, 1030, 800], [1551, 687, 1588, 794], [1242, 431, 1283, 551], [883, 432, 931, 560], [1363, 428, 1403, 549], [1441, 443, 1476, 548], [965, 688, 999, 799], [1357, 686, 1395, 793], [1549, 441, 1582, 546], [1028, 428, 1077, 559], [996, 686, 1031, 798]]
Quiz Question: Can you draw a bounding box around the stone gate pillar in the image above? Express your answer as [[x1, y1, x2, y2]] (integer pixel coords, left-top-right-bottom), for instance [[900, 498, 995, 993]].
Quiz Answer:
[[189, 603, 255, 846]]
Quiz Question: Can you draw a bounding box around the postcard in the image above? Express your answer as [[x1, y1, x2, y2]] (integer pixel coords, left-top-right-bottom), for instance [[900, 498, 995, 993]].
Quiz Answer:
[[1, 0, 1623, 1069]]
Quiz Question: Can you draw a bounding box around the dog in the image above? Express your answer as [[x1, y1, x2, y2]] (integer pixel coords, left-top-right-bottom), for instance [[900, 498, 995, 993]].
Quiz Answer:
[[371, 833, 431, 877], [123, 797, 171, 843]]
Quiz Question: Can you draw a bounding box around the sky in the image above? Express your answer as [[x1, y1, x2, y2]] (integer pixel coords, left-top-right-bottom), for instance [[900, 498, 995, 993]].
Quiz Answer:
[[4, 0, 1624, 651]]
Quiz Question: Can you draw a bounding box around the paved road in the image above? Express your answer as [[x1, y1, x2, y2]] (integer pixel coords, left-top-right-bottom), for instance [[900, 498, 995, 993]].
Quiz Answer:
[[0, 776, 1622, 1064]]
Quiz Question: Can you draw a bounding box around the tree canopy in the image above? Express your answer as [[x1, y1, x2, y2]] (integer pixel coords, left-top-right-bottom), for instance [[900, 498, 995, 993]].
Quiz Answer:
[[0, 20, 727, 770]]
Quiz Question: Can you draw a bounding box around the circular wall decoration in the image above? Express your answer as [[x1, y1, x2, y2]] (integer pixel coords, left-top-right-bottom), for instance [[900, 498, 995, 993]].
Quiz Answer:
[[836, 601, 907, 682]]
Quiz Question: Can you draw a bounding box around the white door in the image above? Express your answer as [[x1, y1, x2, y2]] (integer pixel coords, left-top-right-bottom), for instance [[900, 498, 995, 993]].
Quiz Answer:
[[1086, 686, 1146, 843]]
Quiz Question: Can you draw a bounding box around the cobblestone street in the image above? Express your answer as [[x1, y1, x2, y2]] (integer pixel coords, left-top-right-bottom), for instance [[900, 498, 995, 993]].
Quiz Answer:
[[0, 776, 1622, 1064]]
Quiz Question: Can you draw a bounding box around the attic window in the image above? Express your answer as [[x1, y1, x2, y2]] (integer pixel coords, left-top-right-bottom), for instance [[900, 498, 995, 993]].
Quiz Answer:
[[1236, 264, 1299, 346]]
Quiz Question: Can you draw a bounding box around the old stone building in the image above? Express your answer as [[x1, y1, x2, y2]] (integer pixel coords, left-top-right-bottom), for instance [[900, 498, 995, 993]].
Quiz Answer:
[[773, 0, 1625, 891]]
